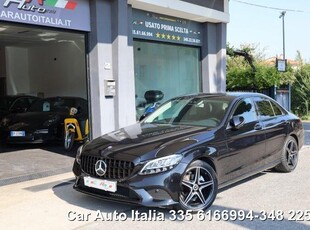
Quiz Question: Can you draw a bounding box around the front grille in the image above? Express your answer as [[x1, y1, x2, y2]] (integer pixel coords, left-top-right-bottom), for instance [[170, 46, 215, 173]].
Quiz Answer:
[[81, 155, 134, 180]]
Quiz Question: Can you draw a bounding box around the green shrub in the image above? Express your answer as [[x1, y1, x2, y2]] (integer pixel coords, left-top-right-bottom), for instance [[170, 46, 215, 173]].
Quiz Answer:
[[301, 115, 310, 121]]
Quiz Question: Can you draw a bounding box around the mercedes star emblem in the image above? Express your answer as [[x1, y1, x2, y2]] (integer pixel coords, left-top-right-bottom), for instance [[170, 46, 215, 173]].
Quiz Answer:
[[95, 160, 107, 177]]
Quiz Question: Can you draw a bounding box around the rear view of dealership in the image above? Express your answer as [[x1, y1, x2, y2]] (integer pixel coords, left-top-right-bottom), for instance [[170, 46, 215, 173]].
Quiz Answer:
[[0, 0, 229, 139]]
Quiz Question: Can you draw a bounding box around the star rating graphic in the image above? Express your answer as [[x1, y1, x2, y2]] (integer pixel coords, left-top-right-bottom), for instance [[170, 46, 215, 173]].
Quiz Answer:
[[154, 33, 182, 42]]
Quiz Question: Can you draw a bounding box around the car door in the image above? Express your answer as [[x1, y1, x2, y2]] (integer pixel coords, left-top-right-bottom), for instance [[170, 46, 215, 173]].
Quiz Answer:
[[220, 98, 266, 184], [253, 97, 288, 164]]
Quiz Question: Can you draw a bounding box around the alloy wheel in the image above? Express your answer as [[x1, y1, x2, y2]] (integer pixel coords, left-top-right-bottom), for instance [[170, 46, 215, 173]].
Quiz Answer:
[[180, 165, 216, 210], [286, 139, 298, 169]]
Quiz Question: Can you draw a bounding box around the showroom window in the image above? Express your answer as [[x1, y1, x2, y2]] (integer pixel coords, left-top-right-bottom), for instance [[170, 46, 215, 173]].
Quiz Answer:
[[134, 40, 201, 117]]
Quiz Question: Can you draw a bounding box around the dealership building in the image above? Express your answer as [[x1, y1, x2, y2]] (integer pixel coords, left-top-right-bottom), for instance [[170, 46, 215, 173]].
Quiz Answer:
[[0, 0, 229, 138]]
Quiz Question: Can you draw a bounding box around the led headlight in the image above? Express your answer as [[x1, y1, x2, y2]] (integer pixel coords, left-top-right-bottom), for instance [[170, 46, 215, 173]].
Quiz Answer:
[[139, 154, 183, 175], [76, 145, 84, 164]]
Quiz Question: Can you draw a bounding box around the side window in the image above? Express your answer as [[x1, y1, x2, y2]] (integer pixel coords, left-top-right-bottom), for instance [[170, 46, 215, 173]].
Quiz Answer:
[[232, 98, 257, 124], [10, 98, 29, 111], [270, 100, 285, 116], [28, 97, 38, 106], [254, 98, 275, 119]]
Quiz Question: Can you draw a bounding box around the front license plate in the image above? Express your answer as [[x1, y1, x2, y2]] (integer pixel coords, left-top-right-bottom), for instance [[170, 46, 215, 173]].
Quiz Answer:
[[10, 131, 25, 137], [84, 177, 117, 192]]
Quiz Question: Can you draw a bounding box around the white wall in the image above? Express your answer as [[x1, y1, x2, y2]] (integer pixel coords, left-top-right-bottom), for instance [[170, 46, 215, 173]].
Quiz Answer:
[[5, 47, 30, 95], [4, 42, 86, 98], [28, 42, 87, 99]]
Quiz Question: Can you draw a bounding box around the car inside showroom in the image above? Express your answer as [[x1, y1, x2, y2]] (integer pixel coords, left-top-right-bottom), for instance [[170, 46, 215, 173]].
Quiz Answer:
[[0, 21, 88, 182]]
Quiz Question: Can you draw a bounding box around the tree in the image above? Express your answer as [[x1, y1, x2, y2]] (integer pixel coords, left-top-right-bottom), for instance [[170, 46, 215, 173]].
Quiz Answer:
[[226, 43, 295, 91], [291, 64, 310, 116]]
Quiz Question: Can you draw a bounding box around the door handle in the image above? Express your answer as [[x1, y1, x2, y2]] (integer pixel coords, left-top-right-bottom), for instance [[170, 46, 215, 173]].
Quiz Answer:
[[254, 123, 263, 130]]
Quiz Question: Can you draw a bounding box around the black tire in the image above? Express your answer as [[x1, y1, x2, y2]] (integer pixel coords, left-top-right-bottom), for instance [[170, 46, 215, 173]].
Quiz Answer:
[[64, 131, 75, 151], [177, 160, 218, 211], [274, 136, 299, 172]]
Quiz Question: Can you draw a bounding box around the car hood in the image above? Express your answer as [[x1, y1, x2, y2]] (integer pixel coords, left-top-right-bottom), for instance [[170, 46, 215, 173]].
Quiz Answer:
[[6, 112, 64, 130], [83, 123, 216, 162]]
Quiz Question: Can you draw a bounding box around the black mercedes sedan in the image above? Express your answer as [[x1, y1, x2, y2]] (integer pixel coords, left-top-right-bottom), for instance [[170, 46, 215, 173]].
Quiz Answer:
[[0, 96, 87, 144], [73, 93, 304, 211]]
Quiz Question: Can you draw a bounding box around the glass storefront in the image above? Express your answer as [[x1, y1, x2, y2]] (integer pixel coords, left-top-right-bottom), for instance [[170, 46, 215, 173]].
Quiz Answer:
[[134, 40, 201, 118]]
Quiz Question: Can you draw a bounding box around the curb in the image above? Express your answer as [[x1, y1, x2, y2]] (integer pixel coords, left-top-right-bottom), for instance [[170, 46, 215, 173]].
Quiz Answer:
[[0, 167, 72, 187]]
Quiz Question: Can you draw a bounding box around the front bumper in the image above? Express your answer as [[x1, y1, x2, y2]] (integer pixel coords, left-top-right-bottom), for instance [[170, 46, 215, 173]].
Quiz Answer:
[[6, 128, 60, 144], [72, 160, 188, 208]]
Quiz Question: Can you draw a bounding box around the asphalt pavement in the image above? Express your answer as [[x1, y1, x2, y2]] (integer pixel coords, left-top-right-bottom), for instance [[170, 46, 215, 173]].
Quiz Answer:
[[0, 143, 78, 186]]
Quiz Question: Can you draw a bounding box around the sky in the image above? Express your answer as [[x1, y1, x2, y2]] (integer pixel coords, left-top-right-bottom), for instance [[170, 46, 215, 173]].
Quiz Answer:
[[227, 0, 310, 62]]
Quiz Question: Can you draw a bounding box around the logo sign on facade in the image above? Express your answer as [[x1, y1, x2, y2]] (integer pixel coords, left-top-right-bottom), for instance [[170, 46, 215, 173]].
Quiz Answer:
[[132, 9, 202, 46], [0, 0, 90, 31]]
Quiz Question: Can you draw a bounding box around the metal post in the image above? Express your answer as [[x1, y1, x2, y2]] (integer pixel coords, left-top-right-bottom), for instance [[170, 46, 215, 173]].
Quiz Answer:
[[280, 11, 286, 60], [279, 11, 291, 111]]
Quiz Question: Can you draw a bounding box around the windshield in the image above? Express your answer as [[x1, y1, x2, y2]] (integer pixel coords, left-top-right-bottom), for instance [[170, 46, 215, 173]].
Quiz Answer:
[[28, 98, 76, 113], [143, 97, 232, 127]]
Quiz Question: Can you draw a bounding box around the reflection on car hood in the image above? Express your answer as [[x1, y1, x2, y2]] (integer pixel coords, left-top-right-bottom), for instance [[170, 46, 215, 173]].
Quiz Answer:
[[83, 123, 215, 162]]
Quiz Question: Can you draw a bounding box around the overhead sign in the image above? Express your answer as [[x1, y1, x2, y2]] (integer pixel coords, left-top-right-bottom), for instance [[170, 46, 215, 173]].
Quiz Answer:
[[0, 0, 90, 31], [132, 9, 202, 46]]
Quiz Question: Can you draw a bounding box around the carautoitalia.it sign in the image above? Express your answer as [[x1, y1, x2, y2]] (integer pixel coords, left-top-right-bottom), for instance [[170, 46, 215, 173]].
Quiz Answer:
[[0, 0, 90, 31]]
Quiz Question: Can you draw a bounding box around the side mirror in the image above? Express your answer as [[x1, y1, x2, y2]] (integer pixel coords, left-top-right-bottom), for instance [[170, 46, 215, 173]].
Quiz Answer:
[[229, 116, 245, 130], [69, 107, 78, 116]]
